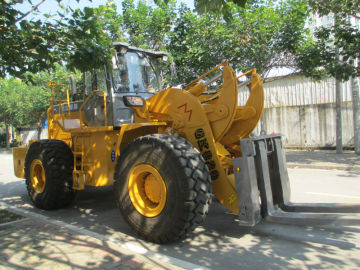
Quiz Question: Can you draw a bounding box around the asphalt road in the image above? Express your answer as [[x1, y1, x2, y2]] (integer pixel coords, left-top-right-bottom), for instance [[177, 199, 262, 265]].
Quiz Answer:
[[1, 152, 360, 270]]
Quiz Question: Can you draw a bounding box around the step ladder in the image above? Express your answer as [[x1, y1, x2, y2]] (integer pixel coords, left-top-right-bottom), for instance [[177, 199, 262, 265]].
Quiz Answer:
[[72, 136, 91, 190]]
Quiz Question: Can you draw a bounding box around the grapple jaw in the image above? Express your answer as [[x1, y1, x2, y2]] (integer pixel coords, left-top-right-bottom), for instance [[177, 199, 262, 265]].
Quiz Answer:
[[220, 69, 264, 150], [185, 64, 265, 152]]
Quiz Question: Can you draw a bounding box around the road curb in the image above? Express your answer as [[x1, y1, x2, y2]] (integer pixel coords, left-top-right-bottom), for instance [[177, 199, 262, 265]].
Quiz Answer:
[[287, 163, 360, 172]]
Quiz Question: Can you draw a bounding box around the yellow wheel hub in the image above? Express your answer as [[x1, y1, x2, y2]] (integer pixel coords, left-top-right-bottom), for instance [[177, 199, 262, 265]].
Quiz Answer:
[[128, 164, 167, 217], [30, 159, 46, 194]]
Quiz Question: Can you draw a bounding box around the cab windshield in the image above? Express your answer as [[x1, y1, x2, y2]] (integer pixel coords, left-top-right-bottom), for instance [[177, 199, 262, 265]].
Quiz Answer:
[[113, 51, 160, 93]]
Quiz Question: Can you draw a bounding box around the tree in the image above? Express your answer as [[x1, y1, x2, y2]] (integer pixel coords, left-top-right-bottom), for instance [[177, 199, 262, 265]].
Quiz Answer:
[[168, 6, 227, 83], [60, 2, 123, 73], [122, 0, 176, 50], [0, 0, 66, 78], [295, 0, 360, 81], [120, 0, 309, 85], [0, 0, 254, 79], [23, 64, 82, 125], [1, 1, 120, 78], [0, 78, 40, 147], [0, 64, 81, 147], [195, 0, 247, 21], [158, 0, 248, 20], [227, 0, 309, 76], [294, 1, 360, 154], [168, 0, 309, 84]]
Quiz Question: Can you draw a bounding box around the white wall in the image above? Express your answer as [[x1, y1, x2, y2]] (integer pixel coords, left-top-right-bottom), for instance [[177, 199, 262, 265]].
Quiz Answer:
[[239, 74, 358, 148], [20, 129, 48, 145]]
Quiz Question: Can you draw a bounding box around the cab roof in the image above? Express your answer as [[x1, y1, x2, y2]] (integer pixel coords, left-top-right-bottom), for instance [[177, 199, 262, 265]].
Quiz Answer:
[[113, 42, 168, 59]]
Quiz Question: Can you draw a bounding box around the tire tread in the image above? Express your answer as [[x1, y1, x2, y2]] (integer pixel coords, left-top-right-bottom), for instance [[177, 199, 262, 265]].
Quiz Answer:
[[25, 139, 75, 210], [114, 134, 212, 243]]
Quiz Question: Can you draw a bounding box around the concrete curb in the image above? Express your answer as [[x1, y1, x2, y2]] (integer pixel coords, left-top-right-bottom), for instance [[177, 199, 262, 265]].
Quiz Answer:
[[0, 149, 12, 154], [287, 163, 360, 172]]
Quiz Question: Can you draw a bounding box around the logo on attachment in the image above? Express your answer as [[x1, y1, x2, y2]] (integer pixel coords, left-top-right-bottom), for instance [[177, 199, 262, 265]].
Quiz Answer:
[[178, 103, 192, 121]]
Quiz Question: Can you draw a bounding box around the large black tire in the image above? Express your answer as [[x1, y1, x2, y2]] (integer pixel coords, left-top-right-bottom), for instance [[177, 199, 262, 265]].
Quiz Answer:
[[114, 134, 212, 243], [24, 139, 76, 210]]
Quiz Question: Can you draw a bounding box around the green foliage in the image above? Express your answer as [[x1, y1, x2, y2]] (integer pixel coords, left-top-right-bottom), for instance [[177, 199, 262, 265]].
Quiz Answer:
[[120, 0, 178, 86], [1, 1, 119, 77], [194, 0, 248, 21], [0, 64, 80, 130], [168, 0, 309, 83], [60, 2, 122, 73], [308, 0, 360, 17], [0, 1, 64, 77], [122, 0, 176, 50], [295, 0, 360, 81], [1, 0, 311, 85], [0, 77, 43, 129], [25, 63, 82, 87], [155, 0, 248, 18], [168, 7, 225, 83]]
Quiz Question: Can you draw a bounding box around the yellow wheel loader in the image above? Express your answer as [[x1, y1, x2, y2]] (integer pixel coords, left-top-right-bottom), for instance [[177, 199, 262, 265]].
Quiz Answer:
[[13, 43, 360, 243]]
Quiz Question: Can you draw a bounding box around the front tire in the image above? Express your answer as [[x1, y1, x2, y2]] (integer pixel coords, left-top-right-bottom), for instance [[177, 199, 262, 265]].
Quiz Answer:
[[114, 134, 212, 243], [24, 139, 76, 210]]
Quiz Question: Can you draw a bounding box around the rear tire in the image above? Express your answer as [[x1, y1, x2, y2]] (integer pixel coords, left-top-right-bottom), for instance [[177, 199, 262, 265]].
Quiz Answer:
[[114, 134, 212, 243], [24, 139, 76, 210]]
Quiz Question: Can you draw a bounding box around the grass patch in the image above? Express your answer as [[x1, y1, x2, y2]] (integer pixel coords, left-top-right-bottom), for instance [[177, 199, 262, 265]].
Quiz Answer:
[[0, 209, 24, 224]]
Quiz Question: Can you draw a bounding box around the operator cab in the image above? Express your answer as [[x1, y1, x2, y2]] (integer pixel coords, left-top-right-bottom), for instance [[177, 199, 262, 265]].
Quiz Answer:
[[81, 42, 168, 128]]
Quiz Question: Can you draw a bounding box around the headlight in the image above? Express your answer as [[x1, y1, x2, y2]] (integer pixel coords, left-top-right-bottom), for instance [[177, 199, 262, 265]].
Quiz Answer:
[[123, 96, 145, 107]]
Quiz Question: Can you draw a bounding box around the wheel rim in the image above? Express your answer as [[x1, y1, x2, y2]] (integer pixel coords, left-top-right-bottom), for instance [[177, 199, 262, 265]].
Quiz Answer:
[[30, 159, 46, 194], [128, 164, 167, 217]]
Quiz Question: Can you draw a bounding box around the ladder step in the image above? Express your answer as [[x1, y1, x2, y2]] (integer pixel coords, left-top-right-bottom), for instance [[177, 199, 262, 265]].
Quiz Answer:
[[72, 171, 86, 190]]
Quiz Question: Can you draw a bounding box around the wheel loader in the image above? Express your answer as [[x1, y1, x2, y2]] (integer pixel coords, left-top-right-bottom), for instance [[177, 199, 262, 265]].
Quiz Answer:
[[13, 43, 360, 243]]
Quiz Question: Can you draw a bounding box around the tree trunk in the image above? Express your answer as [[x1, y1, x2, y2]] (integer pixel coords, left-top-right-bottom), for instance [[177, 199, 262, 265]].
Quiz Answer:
[[335, 14, 342, 154], [37, 120, 42, 140], [5, 122, 10, 149], [91, 69, 98, 91], [335, 77, 343, 154], [352, 76, 360, 154], [260, 116, 266, 135]]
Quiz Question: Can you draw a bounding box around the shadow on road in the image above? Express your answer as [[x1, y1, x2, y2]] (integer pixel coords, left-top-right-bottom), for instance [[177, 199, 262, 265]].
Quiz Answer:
[[336, 171, 360, 178], [286, 150, 360, 176], [1, 179, 360, 269], [0, 219, 161, 269]]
